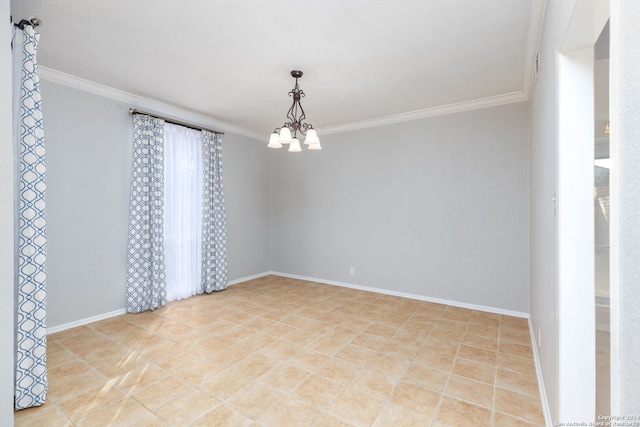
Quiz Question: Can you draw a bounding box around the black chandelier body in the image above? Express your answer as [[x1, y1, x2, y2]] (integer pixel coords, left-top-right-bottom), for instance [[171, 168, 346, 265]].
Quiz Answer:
[[268, 70, 321, 152]]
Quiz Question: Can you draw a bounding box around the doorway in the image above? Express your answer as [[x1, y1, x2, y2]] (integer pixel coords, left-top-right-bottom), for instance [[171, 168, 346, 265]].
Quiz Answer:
[[594, 21, 610, 418], [556, 0, 609, 420]]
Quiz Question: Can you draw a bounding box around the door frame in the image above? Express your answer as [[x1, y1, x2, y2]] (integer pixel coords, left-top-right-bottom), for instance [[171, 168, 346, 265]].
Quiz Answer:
[[556, 0, 609, 420]]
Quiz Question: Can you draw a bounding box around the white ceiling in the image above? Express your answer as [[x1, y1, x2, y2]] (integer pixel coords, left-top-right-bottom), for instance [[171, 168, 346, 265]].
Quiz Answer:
[[11, 0, 545, 139]]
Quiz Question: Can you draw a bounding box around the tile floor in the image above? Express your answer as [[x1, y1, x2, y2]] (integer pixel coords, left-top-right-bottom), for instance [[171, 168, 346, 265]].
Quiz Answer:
[[15, 275, 546, 426], [596, 329, 610, 417]]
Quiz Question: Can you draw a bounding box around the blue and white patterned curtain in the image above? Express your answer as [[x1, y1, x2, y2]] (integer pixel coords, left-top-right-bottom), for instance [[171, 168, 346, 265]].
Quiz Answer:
[[125, 115, 167, 313], [201, 130, 228, 292], [126, 118, 228, 312], [12, 23, 48, 410]]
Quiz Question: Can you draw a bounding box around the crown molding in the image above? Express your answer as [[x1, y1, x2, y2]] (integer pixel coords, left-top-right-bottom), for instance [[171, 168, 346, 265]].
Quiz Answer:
[[317, 91, 528, 135], [39, 66, 532, 140], [38, 66, 264, 140]]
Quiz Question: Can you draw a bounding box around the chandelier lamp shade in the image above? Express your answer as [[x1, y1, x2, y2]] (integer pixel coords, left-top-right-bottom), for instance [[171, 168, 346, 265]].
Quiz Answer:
[[268, 70, 321, 152]]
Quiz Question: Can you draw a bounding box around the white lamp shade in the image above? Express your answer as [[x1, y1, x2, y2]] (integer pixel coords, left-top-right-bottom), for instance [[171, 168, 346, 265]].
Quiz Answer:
[[267, 132, 282, 148], [304, 129, 319, 145], [279, 127, 292, 144], [288, 138, 302, 152], [307, 141, 322, 150]]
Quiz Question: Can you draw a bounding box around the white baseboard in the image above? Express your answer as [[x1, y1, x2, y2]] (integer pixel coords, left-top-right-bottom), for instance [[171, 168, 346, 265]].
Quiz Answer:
[[46, 272, 273, 335], [266, 274, 550, 422], [227, 271, 271, 286], [268, 271, 529, 318], [269, 273, 550, 423], [46, 271, 534, 338], [47, 309, 127, 335], [46, 271, 547, 422], [529, 318, 553, 427]]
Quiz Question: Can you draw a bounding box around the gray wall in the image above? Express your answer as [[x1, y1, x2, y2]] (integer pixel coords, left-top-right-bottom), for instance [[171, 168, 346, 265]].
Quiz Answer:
[[528, 1, 566, 419], [270, 102, 530, 313], [42, 81, 133, 327], [614, 0, 640, 413], [42, 78, 530, 330], [41, 80, 270, 328], [222, 131, 270, 281], [1, 2, 15, 425]]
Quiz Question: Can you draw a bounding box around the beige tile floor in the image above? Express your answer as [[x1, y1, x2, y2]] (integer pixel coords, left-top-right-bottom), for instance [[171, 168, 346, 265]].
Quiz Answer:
[[15, 275, 545, 427], [596, 329, 610, 417]]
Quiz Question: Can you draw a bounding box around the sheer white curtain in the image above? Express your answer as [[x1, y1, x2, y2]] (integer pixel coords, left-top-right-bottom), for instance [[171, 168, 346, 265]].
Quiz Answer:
[[163, 123, 203, 301]]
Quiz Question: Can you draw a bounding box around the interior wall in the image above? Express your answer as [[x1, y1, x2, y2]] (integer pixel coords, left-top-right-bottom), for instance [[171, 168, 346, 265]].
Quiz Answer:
[[529, 0, 601, 421], [610, 0, 640, 413], [222, 130, 270, 280], [270, 102, 530, 313], [1, 2, 16, 425], [40, 80, 270, 328], [41, 81, 132, 327]]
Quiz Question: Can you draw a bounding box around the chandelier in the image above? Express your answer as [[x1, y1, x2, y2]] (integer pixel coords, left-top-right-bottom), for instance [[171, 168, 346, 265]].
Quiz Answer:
[[268, 70, 321, 152]]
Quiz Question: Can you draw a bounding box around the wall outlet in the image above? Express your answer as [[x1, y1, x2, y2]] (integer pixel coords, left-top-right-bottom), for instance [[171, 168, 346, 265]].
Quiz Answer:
[[349, 267, 355, 276], [538, 327, 542, 348]]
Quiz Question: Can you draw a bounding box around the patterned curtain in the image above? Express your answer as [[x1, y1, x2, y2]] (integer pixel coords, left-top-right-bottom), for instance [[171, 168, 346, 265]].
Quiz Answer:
[[12, 24, 48, 410], [200, 130, 228, 292], [125, 115, 167, 313]]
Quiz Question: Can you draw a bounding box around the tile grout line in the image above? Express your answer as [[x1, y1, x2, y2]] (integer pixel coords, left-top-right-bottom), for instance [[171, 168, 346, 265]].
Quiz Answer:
[[368, 303, 424, 427], [492, 314, 502, 426], [24, 277, 544, 427]]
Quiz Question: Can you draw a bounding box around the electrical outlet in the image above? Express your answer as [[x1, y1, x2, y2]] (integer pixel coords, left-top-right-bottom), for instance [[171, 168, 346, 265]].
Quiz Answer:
[[349, 267, 355, 276]]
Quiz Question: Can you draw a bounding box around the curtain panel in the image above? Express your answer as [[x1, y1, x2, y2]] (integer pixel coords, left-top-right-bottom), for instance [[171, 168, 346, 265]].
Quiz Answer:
[[163, 123, 203, 301], [13, 23, 48, 410], [201, 130, 228, 293], [125, 114, 167, 313], [126, 118, 228, 311]]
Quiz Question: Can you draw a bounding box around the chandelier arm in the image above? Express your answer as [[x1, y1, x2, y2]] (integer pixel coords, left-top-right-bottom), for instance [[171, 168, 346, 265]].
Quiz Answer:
[[301, 123, 315, 133], [285, 103, 298, 137], [297, 103, 307, 129]]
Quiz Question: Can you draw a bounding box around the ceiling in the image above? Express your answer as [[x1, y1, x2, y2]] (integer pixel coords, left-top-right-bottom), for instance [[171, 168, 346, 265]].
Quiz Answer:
[[11, 0, 545, 139]]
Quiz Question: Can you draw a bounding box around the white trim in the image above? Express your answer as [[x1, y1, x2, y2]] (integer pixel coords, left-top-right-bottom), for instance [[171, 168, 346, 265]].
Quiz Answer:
[[529, 317, 553, 427], [40, 66, 531, 139], [317, 91, 529, 136], [38, 67, 264, 141], [555, 0, 610, 417], [45, 272, 272, 334], [557, 45, 597, 421], [269, 271, 529, 318], [47, 309, 127, 335], [227, 271, 271, 286], [45, 272, 533, 333], [608, 0, 620, 415]]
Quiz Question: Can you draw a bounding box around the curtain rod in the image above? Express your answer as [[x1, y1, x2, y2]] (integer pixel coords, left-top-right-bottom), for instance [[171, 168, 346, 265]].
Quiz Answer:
[[14, 17, 41, 29], [129, 108, 225, 135]]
